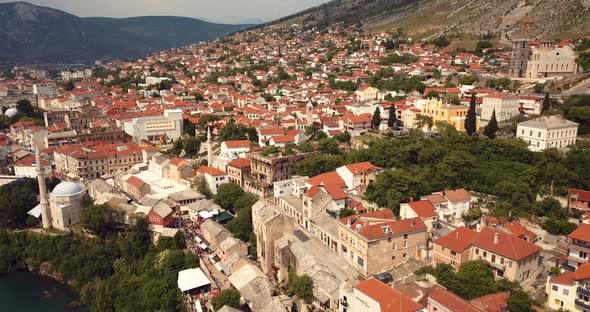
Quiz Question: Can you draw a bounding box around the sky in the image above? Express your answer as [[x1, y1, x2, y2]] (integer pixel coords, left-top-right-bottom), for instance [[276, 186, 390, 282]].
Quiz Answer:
[[1, 0, 330, 24]]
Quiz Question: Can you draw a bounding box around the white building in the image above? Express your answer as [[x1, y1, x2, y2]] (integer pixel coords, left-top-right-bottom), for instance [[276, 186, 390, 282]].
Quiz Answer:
[[481, 93, 520, 124], [335, 162, 382, 193], [196, 166, 228, 195], [49, 181, 85, 231], [13, 155, 52, 178], [516, 115, 579, 152], [425, 189, 472, 222], [124, 109, 183, 143], [33, 83, 58, 98]]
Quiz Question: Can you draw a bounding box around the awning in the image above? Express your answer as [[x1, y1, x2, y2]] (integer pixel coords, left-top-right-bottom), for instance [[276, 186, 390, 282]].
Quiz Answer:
[[177, 268, 211, 292], [195, 236, 202, 243], [200, 243, 208, 249], [214, 211, 233, 223], [27, 204, 42, 218]]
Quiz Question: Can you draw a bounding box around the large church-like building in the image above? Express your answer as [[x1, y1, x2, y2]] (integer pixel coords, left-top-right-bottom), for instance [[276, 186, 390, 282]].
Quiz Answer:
[[509, 40, 579, 79]]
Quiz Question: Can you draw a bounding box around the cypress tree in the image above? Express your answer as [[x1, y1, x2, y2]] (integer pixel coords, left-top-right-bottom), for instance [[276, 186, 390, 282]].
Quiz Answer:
[[372, 107, 381, 129], [388, 104, 397, 128], [483, 109, 498, 139], [542, 93, 551, 113], [464, 93, 477, 135]]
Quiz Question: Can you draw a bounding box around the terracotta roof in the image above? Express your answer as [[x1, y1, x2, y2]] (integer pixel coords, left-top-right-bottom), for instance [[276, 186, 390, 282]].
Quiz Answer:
[[570, 189, 590, 202], [307, 171, 346, 188], [568, 224, 590, 242], [502, 221, 537, 239], [407, 200, 437, 218], [341, 211, 425, 241], [552, 271, 575, 285], [472, 227, 541, 261], [575, 263, 590, 281], [345, 161, 382, 175], [424, 285, 482, 312], [223, 140, 251, 149], [258, 128, 284, 135], [170, 157, 185, 166], [14, 154, 50, 167], [127, 176, 146, 188], [434, 226, 478, 252], [469, 292, 509, 312], [425, 194, 446, 204], [271, 134, 296, 144], [228, 158, 251, 168], [441, 189, 471, 202], [354, 278, 424, 312], [196, 166, 226, 176]]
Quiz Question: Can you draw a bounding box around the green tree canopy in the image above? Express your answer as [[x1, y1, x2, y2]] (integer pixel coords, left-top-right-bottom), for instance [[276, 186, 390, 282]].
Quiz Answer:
[[211, 289, 241, 311]]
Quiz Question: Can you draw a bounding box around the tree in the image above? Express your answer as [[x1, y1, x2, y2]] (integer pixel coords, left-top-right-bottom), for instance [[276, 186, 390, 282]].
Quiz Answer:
[[214, 183, 245, 211], [193, 175, 212, 199], [483, 109, 498, 139], [16, 99, 34, 117], [416, 115, 434, 132], [182, 137, 201, 156], [170, 140, 183, 156], [183, 120, 196, 137], [464, 94, 477, 135], [64, 81, 75, 91], [432, 36, 450, 48], [211, 289, 241, 311], [290, 273, 314, 304], [507, 290, 534, 312], [476, 41, 493, 49], [334, 132, 352, 144], [295, 155, 346, 177], [371, 107, 381, 129], [318, 138, 340, 155], [542, 93, 551, 113], [339, 208, 356, 218], [388, 104, 397, 128], [82, 205, 114, 236]]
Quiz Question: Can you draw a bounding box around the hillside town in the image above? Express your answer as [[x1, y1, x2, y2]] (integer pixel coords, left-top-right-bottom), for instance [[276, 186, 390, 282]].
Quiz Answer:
[[1, 21, 590, 312]]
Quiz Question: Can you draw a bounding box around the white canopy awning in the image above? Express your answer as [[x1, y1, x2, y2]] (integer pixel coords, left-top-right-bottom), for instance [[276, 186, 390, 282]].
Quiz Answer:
[[177, 268, 211, 292], [28, 205, 42, 218]]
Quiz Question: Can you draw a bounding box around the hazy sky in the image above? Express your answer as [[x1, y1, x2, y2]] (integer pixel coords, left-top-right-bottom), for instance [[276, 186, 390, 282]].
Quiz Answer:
[[2, 0, 330, 23]]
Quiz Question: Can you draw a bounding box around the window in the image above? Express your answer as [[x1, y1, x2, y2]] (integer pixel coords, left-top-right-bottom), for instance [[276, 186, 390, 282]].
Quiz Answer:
[[404, 241, 408, 248], [403, 253, 407, 258], [357, 257, 364, 267], [341, 245, 347, 253], [554, 299, 562, 306], [483, 251, 487, 257], [475, 248, 479, 255], [451, 250, 457, 256], [563, 289, 569, 296], [450, 260, 455, 266], [404, 234, 408, 239], [580, 251, 588, 259], [552, 285, 558, 291], [392, 243, 397, 251]]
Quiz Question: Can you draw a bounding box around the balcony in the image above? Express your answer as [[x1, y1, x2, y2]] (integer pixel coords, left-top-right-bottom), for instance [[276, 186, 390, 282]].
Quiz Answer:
[[577, 286, 590, 297], [488, 261, 507, 271], [576, 299, 590, 311]]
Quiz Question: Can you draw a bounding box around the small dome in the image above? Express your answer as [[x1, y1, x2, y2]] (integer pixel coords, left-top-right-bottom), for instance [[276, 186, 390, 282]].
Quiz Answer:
[[51, 182, 84, 197], [4, 107, 18, 117]]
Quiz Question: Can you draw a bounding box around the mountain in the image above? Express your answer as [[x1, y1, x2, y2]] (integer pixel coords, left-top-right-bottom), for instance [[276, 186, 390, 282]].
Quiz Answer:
[[0, 2, 250, 63], [268, 0, 590, 41]]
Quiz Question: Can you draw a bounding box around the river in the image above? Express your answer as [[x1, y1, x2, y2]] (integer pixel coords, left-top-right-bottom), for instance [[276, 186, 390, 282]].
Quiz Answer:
[[0, 271, 87, 311]]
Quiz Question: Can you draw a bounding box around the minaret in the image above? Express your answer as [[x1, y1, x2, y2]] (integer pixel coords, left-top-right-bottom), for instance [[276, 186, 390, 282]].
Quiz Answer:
[[207, 124, 213, 166], [306, 102, 314, 127], [34, 138, 51, 229]]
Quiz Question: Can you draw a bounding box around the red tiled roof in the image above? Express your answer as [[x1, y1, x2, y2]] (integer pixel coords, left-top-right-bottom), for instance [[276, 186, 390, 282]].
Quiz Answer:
[[569, 224, 590, 242], [472, 227, 541, 261], [170, 157, 185, 166], [407, 200, 437, 218], [223, 140, 251, 149], [425, 285, 482, 312], [127, 176, 146, 188], [271, 134, 296, 144], [341, 211, 425, 241], [434, 226, 478, 252], [441, 189, 471, 202], [552, 271, 575, 285], [575, 263, 590, 281], [345, 161, 382, 175], [503, 221, 537, 239], [469, 292, 509, 312], [258, 128, 284, 135], [354, 278, 424, 312], [14, 154, 50, 167], [196, 166, 226, 176], [426, 194, 446, 204], [228, 158, 250, 168], [570, 189, 590, 202]]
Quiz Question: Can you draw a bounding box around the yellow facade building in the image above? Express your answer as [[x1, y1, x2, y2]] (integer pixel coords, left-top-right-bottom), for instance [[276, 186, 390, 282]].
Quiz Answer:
[[420, 98, 477, 132]]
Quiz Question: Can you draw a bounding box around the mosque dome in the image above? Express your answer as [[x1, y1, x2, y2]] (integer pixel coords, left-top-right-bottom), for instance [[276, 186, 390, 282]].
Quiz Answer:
[[51, 181, 84, 197], [4, 107, 18, 117]]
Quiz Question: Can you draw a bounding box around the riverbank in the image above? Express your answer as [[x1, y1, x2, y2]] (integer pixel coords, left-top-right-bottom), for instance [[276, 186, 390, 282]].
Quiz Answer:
[[0, 271, 86, 311]]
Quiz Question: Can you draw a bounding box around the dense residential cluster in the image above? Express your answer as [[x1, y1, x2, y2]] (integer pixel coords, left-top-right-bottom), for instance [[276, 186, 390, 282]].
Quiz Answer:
[[0, 21, 589, 312]]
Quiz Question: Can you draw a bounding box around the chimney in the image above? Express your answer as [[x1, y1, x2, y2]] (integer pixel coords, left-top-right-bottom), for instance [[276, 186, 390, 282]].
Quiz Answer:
[[493, 233, 500, 244]]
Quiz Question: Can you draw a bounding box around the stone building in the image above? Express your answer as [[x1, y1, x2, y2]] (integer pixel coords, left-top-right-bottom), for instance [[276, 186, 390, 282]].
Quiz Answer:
[[526, 42, 579, 78], [49, 181, 85, 231], [338, 210, 428, 277]]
